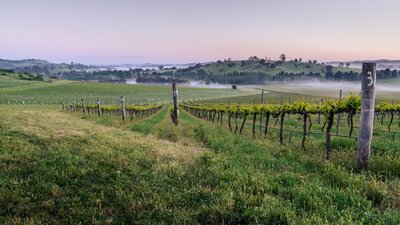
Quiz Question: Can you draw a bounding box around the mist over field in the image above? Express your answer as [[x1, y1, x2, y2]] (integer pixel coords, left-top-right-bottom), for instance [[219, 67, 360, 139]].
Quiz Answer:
[[258, 80, 400, 99], [274, 80, 400, 92]]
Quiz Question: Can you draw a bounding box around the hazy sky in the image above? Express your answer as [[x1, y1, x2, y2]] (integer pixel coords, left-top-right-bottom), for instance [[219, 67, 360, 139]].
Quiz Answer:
[[1, 0, 399, 64]]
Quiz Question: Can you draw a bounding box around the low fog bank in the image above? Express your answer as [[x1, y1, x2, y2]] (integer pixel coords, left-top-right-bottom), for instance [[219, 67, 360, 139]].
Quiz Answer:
[[285, 81, 360, 90], [260, 80, 400, 98], [186, 81, 233, 89], [281, 81, 400, 93], [126, 79, 233, 89]]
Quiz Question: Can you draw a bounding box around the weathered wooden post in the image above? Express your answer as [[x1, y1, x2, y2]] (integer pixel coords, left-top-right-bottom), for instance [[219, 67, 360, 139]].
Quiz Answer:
[[96, 99, 101, 117], [357, 63, 376, 170], [279, 112, 285, 144], [302, 108, 307, 148], [336, 89, 343, 135], [228, 96, 232, 131], [326, 110, 335, 159], [318, 98, 325, 124], [259, 90, 264, 134], [120, 96, 126, 121], [81, 99, 86, 113], [172, 83, 179, 125], [228, 96, 231, 117]]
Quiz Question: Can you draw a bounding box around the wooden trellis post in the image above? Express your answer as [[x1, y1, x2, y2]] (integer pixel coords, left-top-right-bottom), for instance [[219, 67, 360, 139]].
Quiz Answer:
[[357, 63, 376, 170], [121, 96, 126, 121], [259, 90, 264, 134], [81, 99, 86, 113], [172, 83, 179, 125], [97, 99, 101, 116], [336, 89, 342, 135]]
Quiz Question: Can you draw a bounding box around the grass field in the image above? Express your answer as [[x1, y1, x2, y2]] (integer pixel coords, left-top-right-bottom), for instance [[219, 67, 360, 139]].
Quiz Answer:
[[0, 77, 399, 224], [1, 104, 399, 224], [0, 73, 255, 105]]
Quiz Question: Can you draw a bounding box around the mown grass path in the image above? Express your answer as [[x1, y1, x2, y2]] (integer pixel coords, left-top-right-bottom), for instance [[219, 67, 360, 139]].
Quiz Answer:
[[130, 105, 169, 134]]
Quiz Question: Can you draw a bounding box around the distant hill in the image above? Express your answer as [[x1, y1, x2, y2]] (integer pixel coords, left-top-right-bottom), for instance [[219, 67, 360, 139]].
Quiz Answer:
[[157, 58, 360, 84], [4, 57, 398, 84], [0, 68, 53, 83], [189, 59, 355, 75], [0, 59, 50, 69], [0, 58, 95, 76]]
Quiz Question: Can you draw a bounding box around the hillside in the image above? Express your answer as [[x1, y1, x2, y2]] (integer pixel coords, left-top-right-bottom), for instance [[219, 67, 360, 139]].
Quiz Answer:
[[0, 69, 52, 85], [0, 59, 51, 68], [0, 59, 94, 76], [198, 59, 355, 75], [158, 59, 360, 84], [3, 58, 399, 85]]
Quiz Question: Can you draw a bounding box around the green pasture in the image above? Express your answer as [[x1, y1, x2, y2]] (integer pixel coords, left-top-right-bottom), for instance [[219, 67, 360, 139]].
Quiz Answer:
[[0, 73, 255, 105]]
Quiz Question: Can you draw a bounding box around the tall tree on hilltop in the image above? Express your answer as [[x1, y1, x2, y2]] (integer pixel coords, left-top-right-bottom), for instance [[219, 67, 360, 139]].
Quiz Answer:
[[279, 54, 286, 62]]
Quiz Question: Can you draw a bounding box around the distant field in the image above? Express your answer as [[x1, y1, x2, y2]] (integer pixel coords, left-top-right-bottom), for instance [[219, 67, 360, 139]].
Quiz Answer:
[[254, 78, 400, 101], [0, 75, 256, 105]]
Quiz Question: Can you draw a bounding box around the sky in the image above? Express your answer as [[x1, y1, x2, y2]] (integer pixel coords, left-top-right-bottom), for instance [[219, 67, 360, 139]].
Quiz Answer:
[[0, 0, 399, 65]]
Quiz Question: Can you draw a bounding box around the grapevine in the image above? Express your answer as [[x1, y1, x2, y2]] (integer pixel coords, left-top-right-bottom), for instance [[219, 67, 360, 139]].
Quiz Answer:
[[181, 95, 399, 159]]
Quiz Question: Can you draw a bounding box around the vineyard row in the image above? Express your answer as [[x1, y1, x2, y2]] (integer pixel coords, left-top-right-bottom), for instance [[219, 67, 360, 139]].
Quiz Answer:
[[181, 95, 400, 159], [64, 100, 163, 121]]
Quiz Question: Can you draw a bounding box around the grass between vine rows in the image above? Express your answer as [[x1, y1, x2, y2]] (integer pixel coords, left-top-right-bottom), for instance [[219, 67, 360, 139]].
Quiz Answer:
[[0, 105, 399, 224]]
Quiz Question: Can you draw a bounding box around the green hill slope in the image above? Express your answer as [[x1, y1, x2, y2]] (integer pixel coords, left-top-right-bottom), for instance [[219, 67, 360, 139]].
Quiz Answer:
[[0, 69, 50, 85], [160, 59, 360, 84], [0, 59, 93, 76], [199, 60, 354, 75]]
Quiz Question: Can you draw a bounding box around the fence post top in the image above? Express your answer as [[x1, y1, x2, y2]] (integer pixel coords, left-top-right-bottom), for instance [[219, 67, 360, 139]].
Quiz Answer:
[[361, 63, 377, 90]]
